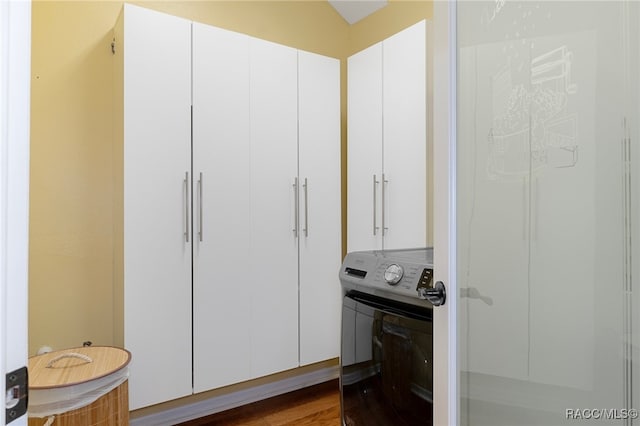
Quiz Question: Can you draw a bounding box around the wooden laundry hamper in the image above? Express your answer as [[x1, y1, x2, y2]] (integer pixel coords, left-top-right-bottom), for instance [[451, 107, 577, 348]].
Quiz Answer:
[[28, 346, 131, 426]]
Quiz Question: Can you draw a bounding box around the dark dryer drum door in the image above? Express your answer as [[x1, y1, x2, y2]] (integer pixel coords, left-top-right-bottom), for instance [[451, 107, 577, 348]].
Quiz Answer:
[[341, 291, 433, 426]]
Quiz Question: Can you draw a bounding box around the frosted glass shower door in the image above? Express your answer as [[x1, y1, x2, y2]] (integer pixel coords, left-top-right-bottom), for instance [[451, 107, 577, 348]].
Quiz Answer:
[[457, 1, 638, 425]]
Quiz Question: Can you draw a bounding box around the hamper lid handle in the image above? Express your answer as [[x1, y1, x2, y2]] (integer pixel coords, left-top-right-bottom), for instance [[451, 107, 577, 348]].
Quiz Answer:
[[46, 352, 93, 368]]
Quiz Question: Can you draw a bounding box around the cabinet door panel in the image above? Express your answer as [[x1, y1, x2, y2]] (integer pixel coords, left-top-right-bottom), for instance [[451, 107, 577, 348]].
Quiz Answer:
[[192, 23, 252, 393], [298, 51, 341, 365], [382, 20, 427, 250], [122, 4, 192, 410], [347, 43, 383, 252], [249, 38, 299, 378]]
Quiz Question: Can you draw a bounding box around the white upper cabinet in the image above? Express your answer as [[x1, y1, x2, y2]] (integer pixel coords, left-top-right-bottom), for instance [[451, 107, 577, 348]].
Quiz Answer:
[[348, 20, 427, 252], [192, 22, 252, 393], [382, 20, 427, 250], [118, 3, 193, 410], [298, 51, 342, 366], [347, 42, 384, 252]]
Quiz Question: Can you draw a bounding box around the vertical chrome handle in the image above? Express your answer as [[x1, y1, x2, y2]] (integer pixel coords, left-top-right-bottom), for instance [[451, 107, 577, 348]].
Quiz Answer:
[[533, 177, 539, 242], [522, 176, 527, 241], [198, 172, 203, 242], [373, 175, 380, 235], [184, 171, 190, 243], [382, 174, 389, 235], [303, 178, 308, 237], [293, 177, 299, 237]]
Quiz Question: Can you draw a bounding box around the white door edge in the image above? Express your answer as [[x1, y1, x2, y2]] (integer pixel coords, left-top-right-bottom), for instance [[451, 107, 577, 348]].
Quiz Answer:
[[433, 1, 457, 425]]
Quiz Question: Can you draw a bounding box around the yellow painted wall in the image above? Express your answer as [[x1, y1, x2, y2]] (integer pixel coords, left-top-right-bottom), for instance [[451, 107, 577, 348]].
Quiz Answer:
[[29, 0, 432, 355], [30, 1, 124, 353]]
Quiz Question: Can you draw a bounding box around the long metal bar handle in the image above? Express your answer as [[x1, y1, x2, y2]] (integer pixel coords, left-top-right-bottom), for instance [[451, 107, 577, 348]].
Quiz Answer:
[[303, 178, 308, 237], [382, 174, 388, 235], [293, 177, 299, 237], [373, 175, 380, 235], [533, 177, 539, 242], [522, 176, 527, 241], [184, 171, 190, 243], [198, 172, 203, 242]]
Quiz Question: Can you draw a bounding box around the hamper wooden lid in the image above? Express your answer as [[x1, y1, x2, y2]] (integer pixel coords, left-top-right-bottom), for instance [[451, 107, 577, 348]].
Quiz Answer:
[[29, 346, 131, 390]]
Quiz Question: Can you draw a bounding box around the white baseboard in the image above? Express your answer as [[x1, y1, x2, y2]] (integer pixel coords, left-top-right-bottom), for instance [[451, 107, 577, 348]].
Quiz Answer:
[[130, 366, 339, 426]]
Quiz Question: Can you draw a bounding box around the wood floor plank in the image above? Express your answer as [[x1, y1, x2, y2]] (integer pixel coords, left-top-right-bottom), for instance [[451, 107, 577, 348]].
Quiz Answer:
[[263, 391, 339, 425], [177, 379, 340, 426], [279, 406, 341, 426]]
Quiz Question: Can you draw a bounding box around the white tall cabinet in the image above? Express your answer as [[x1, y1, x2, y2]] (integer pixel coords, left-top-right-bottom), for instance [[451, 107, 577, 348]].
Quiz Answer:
[[115, 4, 193, 410], [116, 4, 341, 408], [248, 37, 300, 378], [347, 20, 427, 252], [298, 51, 342, 366], [192, 23, 253, 393]]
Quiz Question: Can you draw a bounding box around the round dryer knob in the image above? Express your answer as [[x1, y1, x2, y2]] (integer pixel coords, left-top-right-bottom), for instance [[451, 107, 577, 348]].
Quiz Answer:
[[384, 264, 404, 285]]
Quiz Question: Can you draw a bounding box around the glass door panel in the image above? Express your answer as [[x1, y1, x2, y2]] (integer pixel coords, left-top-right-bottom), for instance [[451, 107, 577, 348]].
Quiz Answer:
[[457, 1, 636, 425]]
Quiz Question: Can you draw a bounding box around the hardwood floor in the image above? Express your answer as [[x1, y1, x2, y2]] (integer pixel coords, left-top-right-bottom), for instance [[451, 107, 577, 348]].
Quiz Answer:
[[176, 380, 341, 426]]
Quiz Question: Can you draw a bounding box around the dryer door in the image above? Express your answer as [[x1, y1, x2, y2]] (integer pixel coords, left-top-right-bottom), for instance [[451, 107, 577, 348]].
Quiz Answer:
[[341, 292, 433, 426]]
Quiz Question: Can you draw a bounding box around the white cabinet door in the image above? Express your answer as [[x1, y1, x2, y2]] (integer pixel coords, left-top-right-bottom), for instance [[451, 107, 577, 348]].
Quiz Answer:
[[347, 42, 383, 253], [298, 51, 341, 366], [192, 23, 252, 393], [347, 21, 427, 253], [122, 4, 193, 410], [382, 20, 427, 250], [249, 38, 299, 378]]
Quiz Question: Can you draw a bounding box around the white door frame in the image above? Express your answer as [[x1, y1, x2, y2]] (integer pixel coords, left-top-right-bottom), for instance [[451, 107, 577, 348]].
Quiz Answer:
[[433, 1, 457, 425], [0, 1, 454, 423], [1, 0, 31, 425]]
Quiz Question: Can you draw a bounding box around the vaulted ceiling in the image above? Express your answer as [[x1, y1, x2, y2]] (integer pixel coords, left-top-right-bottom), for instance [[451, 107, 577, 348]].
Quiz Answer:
[[328, 0, 388, 24]]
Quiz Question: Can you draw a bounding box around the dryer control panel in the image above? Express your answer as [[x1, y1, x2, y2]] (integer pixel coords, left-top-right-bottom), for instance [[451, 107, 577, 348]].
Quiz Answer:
[[340, 248, 434, 307]]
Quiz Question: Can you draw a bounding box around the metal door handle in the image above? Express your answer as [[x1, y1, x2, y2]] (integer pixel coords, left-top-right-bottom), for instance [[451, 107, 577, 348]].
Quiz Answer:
[[373, 175, 380, 235], [522, 176, 527, 241], [382, 174, 389, 236], [303, 178, 308, 237], [184, 171, 189, 243], [198, 172, 203, 242], [419, 281, 446, 306], [293, 177, 299, 237], [533, 177, 539, 242]]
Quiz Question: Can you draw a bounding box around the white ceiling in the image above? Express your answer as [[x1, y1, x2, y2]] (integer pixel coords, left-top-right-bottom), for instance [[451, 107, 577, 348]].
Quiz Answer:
[[328, 0, 388, 25]]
